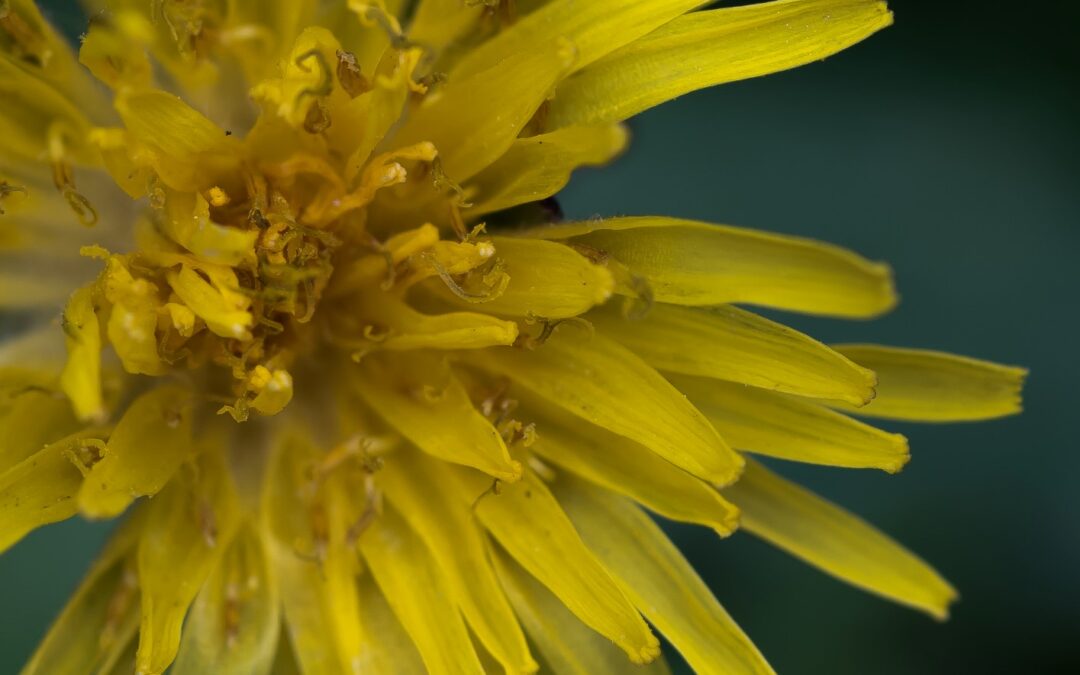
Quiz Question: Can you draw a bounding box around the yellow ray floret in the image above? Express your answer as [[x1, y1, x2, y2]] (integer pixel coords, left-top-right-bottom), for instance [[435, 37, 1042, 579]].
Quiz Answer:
[[725, 460, 958, 619], [555, 475, 776, 675], [832, 345, 1028, 421], [526, 216, 897, 317]]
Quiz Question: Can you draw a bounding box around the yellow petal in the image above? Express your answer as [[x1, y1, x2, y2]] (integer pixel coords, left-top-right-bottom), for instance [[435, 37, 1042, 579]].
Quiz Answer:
[[407, 0, 482, 50], [166, 265, 253, 341], [341, 47, 426, 183], [451, 0, 706, 80], [724, 459, 957, 619], [60, 284, 105, 422], [469, 330, 742, 484], [0, 53, 96, 169], [115, 89, 240, 191], [492, 545, 672, 675], [672, 374, 909, 473], [1, 0, 109, 111], [78, 386, 194, 519], [0, 388, 79, 471], [172, 522, 281, 675], [554, 476, 775, 675], [227, 0, 313, 69], [453, 467, 660, 664], [102, 256, 166, 376], [549, 0, 892, 127], [21, 511, 144, 675], [0, 426, 107, 553], [522, 393, 739, 535], [832, 345, 1028, 422], [356, 352, 521, 480], [358, 503, 486, 675], [262, 435, 366, 675], [352, 289, 519, 352], [466, 125, 629, 217], [353, 571, 426, 674], [136, 450, 241, 675], [525, 217, 897, 318], [160, 190, 258, 267], [78, 18, 154, 91], [379, 451, 537, 674], [592, 302, 876, 404], [434, 237, 613, 319], [392, 43, 569, 182]]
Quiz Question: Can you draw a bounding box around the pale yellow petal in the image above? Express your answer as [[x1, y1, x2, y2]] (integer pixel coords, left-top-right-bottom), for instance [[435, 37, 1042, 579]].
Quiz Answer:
[[77, 386, 194, 519], [724, 459, 957, 619], [492, 546, 672, 675], [832, 345, 1028, 422], [20, 511, 144, 675], [379, 451, 537, 674], [2, 0, 110, 114], [136, 451, 241, 675], [524, 217, 896, 317], [549, 0, 892, 127], [468, 330, 742, 484], [0, 426, 107, 553], [451, 0, 706, 80], [592, 302, 876, 404], [102, 256, 166, 376], [262, 435, 367, 675], [406, 0, 483, 51], [78, 19, 154, 91], [160, 190, 258, 267], [0, 388, 79, 470], [0, 53, 96, 170], [453, 467, 660, 664], [172, 522, 281, 675], [522, 393, 739, 535], [356, 351, 521, 479], [60, 284, 105, 423], [466, 125, 629, 217], [432, 237, 613, 319], [554, 476, 775, 675], [358, 503, 486, 675], [353, 571, 426, 674], [166, 265, 254, 341], [672, 374, 910, 473], [115, 89, 240, 191], [352, 289, 519, 352], [392, 44, 569, 182]]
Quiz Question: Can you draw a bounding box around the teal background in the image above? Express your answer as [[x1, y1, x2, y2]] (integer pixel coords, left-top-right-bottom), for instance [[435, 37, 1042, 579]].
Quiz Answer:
[[3, 1, 1078, 673]]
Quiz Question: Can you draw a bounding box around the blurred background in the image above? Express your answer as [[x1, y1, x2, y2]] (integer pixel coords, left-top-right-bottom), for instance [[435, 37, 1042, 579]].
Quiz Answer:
[[3, 1, 1078, 673]]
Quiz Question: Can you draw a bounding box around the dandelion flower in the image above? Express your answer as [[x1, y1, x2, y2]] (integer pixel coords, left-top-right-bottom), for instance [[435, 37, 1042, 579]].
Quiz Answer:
[[0, 1, 1027, 673]]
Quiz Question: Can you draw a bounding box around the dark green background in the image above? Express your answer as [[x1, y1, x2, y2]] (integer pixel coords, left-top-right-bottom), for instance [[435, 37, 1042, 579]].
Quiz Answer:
[[3, 1, 1078, 673]]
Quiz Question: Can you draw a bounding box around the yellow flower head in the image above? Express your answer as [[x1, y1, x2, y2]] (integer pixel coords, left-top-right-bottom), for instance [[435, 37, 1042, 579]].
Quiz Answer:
[[1, 1, 1026, 673]]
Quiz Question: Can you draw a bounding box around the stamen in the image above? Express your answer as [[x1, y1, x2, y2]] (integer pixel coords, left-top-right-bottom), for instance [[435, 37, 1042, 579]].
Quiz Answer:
[[346, 472, 382, 544], [351, 1, 410, 50], [431, 156, 472, 208], [48, 123, 99, 227], [336, 49, 372, 98], [63, 437, 108, 476], [0, 180, 27, 215], [516, 315, 595, 349], [429, 255, 509, 303], [471, 478, 503, 512]]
